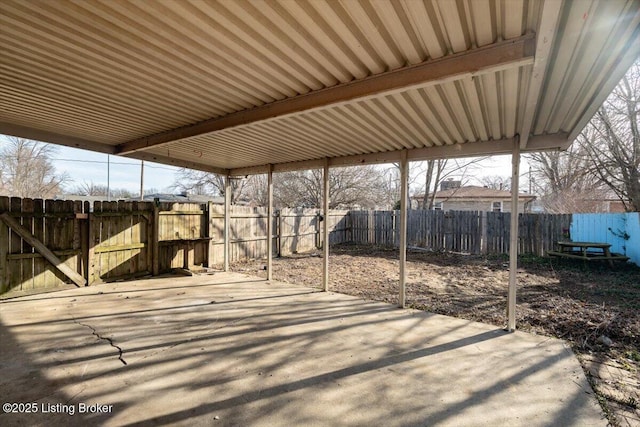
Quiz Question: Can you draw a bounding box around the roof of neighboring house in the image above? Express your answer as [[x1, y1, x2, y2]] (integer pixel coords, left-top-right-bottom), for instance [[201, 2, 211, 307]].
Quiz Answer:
[[55, 195, 113, 204], [416, 186, 536, 201]]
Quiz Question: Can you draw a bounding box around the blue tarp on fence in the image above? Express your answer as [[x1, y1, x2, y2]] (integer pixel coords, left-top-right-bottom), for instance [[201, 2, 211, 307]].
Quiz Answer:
[[570, 213, 640, 266]]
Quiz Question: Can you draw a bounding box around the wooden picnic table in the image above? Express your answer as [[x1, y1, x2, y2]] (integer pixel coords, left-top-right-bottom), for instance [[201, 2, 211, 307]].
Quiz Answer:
[[548, 241, 629, 267]]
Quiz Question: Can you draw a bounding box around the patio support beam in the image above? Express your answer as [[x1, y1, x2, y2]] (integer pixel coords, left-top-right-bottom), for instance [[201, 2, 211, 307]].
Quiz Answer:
[[266, 164, 273, 281], [0, 122, 116, 154], [229, 133, 570, 177], [224, 174, 231, 272], [322, 159, 330, 292], [122, 152, 229, 176], [116, 35, 535, 155], [399, 150, 408, 308], [507, 136, 521, 331]]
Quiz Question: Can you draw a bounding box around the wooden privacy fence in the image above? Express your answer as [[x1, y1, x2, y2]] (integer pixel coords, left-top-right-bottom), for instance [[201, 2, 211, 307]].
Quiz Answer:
[[0, 197, 212, 294], [349, 210, 571, 255], [0, 197, 88, 293], [208, 206, 349, 264], [486, 212, 571, 256], [0, 198, 349, 294], [1, 195, 572, 295]]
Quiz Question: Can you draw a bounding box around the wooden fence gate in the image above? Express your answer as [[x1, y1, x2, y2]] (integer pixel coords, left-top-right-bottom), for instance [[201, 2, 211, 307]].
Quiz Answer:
[[90, 201, 153, 283], [0, 197, 213, 295], [0, 197, 87, 293]]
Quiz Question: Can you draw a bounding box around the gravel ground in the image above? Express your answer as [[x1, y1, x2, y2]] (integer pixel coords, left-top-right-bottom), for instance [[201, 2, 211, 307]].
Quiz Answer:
[[233, 243, 640, 426]]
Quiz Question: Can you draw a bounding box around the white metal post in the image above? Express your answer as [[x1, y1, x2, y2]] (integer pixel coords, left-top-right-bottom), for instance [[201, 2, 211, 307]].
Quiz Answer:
[[322, 159, 330, 291], [224, 175, 231, 272], [399, 150, 408, 308], [267, 165, 273, 281], [507, 137, 521, 331]]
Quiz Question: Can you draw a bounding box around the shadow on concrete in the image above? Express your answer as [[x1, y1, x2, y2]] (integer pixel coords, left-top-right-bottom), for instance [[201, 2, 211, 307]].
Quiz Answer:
[[0, 315, 116, 426], [0, 274, 603, 426]]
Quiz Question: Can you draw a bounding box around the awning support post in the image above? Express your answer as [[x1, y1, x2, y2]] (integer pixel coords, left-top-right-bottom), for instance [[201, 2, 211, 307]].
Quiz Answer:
[[507, 136, 521, 331], [322, 159, 330, 292], [399, 150, 408, 308], [266, 165, 274, 281], [224, 174, 231, 272]]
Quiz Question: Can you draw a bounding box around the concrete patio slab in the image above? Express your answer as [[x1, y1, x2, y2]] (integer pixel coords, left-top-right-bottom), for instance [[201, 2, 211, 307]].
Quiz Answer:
[[0, 273, 604, 426]]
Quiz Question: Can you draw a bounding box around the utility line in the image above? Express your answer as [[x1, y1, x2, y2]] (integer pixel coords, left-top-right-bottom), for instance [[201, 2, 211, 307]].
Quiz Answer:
[[2, 155, 178, 170]]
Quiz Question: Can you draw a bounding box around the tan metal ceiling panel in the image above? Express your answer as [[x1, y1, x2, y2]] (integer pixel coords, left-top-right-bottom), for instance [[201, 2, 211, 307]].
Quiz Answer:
[[144, 63, 535, 171], [533, 0, 640, 135], [0, 0, 638, 175]]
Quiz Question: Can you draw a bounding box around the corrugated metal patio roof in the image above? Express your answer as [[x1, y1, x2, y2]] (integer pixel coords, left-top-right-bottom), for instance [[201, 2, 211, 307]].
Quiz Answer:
[[1, 0, 638, 175]]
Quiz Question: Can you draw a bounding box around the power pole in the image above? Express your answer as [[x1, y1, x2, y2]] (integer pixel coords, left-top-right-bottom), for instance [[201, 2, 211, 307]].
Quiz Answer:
[[107, 154, 110, 202], [140, 160, 144, 201]]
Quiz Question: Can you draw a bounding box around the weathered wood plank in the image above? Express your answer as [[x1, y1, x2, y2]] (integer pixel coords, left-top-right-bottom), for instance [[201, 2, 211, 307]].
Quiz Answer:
[[152, 204, 159, 275], [88, 202, 99, 284], [0, 197, 9, 292], [21, 198, 34, 290], [7, 249, 81, 260], [9, 198, 22, 290], [94, 243, 147, 253], [80, 201, 89, 282], [65, 200, 79, 282], [106, 201, 118, 278], [0, 213, 86, 286]]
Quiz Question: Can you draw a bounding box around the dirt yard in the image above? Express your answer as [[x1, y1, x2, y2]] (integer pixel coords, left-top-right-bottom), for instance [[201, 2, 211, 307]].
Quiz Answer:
[[233, 243, 640, 427]]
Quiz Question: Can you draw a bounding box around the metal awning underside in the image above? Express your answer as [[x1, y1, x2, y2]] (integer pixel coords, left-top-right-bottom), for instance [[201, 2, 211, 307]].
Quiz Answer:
[[1, 0, 639, 176]]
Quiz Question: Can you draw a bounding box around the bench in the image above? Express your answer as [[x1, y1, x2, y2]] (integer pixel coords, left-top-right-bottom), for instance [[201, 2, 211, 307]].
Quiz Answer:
[[548, 241, 629, 267]]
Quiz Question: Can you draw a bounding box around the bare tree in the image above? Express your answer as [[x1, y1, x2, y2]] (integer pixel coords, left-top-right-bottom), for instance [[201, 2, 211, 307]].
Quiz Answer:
[[0, 137, 69, 199], [527, 145, 607, 213], [479, 175, 511, 191], [173, 165, 389, 208], [68, 181, 133, 199], [528, 145, 593, 193], [578, 60, 640, 211], [421, 160, 446, 210], [242, 174, 268, 207], [274, 166, 388, 209], [528, 61, 640, 212]]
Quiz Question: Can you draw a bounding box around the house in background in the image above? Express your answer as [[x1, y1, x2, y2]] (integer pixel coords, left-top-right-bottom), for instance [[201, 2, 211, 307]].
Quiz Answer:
[[413, 182, 536, 213]]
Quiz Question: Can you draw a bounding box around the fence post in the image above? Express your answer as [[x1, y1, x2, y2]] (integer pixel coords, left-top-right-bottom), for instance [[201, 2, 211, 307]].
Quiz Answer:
[[89, 202, 99, 284], [316, 211, 321, 249], [207, 201, 213, 268], [276, 210, 282, 257], [152, 203, 159, 276], [0, 197, 8, 292], [480, 211, 488, 254], [81, 201, 89, 283]]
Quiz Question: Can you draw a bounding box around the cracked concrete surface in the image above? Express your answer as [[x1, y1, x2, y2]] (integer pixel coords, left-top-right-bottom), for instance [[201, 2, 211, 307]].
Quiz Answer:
[[0, 273, 605, 426], [72, 318, 127, 366]]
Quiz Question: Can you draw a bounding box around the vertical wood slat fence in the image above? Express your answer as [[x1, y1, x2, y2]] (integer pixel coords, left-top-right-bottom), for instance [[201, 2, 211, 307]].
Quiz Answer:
[[1, 195, 573, 295], [349, 210, 571, 255], [0, 197, 212, 294], [208, 207, 350, 265]]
